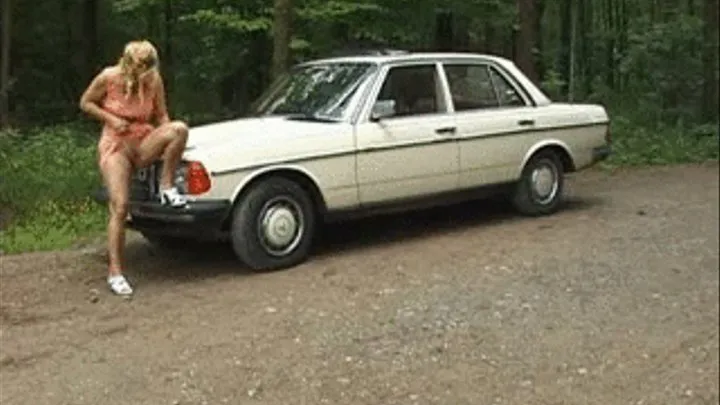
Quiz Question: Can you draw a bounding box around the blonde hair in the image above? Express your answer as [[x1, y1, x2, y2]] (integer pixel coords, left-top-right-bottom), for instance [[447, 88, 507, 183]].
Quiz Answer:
[[117, 40, 160, 103]]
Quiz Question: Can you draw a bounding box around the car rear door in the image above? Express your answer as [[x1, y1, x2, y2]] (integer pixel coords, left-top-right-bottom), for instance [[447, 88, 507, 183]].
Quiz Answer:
[[440, 61, 537, 188]]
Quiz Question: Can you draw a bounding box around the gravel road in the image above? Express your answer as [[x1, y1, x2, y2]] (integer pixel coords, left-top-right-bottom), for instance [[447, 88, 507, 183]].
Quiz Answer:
[[1, 163, 718, 405]]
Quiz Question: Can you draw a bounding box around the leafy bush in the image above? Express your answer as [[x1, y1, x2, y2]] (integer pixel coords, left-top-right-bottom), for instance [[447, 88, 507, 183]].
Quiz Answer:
[[0, 199, 106, 253], [0, 124, 107, 253], [618, 15, 707, 126], [602, 116, 719, 167]]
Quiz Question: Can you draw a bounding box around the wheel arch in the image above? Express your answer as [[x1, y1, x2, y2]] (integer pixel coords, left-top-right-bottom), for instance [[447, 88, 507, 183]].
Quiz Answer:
[[222, 165, 328, 230], [517, 140, 576, 176]]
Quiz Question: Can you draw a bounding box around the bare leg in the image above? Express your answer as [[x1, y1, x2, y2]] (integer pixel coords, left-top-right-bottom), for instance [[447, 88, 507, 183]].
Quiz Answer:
[[100, 152, 133, 277], [135, 121, 189, 189]]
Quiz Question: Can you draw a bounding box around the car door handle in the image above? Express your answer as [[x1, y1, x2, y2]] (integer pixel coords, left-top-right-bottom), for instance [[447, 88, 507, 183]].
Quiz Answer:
[[435, 126, 457, 135], [518, 119, 535, 126]]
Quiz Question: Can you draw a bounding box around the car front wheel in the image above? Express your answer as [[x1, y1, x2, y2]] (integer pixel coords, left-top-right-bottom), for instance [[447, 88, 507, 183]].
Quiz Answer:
[[229, 177, 316, 271], [511, 149, 565, 216]]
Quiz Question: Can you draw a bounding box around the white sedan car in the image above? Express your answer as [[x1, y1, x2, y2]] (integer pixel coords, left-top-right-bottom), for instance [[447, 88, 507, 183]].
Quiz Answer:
[[95, 51, 612, 271]]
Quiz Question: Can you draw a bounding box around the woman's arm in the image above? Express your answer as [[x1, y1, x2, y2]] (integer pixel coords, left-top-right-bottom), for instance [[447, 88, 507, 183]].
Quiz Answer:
[[153, 73, 171, 126], [79, 69, 118, 125]]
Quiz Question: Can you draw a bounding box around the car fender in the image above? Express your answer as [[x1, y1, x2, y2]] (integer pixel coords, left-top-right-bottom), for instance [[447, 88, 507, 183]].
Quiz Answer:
[[516, 139, 575, 177], [229, 164, 326, 206]]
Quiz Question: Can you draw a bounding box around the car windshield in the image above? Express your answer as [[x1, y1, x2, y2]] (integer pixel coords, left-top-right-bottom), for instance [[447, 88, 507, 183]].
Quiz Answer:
[[249, 62, 376, 121]]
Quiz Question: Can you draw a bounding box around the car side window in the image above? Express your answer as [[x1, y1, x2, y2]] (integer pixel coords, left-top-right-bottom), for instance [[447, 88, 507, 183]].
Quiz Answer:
[[375, 64, 443, 118], [443, 64, 499, 111], [488, 67, 526, 107]]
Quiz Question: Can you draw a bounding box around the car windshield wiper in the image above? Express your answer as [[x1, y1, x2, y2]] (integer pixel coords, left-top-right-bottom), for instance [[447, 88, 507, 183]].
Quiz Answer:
[[283, 113, 341, 123]]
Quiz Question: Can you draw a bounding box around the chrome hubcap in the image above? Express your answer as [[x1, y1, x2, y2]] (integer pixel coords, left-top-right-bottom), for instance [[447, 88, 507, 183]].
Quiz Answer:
[[530, 160, 559, 204], [258, 196, 304, 256]]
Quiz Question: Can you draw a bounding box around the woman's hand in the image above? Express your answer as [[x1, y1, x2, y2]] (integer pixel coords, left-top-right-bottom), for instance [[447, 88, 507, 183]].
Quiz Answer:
[[80, 68, 131, 133], [107, 115, 129, 133]]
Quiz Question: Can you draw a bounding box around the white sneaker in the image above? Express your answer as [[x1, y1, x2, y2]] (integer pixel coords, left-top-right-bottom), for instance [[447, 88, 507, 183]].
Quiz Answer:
[[107, 274, 133, 296], [159, 187, 187, 207]]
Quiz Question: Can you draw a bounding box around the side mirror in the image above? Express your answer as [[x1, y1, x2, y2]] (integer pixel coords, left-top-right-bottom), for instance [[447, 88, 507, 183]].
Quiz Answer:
[[370, 99, 396, 121]]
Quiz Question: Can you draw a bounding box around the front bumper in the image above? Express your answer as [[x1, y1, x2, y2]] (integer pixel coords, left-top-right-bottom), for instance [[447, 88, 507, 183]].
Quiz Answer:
[[93, 187, 231, 239]]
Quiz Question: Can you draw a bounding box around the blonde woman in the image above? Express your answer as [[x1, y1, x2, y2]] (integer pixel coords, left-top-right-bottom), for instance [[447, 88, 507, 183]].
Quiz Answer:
[[80, 40, 189, 296]]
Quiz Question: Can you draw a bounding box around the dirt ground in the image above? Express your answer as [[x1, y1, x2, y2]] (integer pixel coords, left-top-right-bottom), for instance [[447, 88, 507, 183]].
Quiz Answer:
[[1, 163, 718, 405]]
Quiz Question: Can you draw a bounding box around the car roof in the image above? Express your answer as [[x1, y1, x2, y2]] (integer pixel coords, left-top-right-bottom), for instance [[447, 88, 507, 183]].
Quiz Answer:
[[299, 51, 512, 67], [292, 50, 552, 107]]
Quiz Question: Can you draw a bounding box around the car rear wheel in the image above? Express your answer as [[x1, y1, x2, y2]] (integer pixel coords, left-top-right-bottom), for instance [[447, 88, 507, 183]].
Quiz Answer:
[[229, 177, 316, 271], [511, 149, 565, 216]]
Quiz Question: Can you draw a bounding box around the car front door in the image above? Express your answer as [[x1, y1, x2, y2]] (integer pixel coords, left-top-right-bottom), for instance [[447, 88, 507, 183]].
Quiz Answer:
[[354, 63, 460, 205], [441, 62, 536, 188]]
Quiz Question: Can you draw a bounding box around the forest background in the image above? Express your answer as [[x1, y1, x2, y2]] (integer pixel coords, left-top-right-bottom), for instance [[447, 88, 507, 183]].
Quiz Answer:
[[0, 0, 717, 253]]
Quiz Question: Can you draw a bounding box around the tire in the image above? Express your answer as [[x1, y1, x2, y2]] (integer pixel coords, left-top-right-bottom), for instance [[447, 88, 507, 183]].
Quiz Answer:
[[511, 149, 565, 216], [229, 177, 317, 272]]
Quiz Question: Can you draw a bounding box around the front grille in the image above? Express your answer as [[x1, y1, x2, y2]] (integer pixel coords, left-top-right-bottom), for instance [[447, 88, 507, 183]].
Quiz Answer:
[[130, 161, 162, 202]]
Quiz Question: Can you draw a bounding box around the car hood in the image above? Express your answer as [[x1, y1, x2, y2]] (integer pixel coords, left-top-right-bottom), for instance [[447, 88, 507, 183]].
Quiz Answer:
[[182, 116, 352, 174], [184, 116, 340, 151]]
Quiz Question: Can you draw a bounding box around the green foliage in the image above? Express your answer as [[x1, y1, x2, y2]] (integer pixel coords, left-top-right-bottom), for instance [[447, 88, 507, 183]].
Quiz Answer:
[[0, 126, 107, 254], [618, 15, 706, 125], [296, 1, 384, 21], [6, 0, 718, 130], [602, 117, 720, 168], [540, 69, 567, 100], [180, 9, 273, 33], [0, 199, 106, 254], [112, 0, 159, 12]]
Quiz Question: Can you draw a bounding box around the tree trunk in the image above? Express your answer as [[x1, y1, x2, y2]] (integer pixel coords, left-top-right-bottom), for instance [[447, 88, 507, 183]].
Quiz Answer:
[[577, 0, 589, 97], [616, 0, 628, 91], [163, 0, 174, 96], [516, 0, 540, 84], [558, 0, 572, 97], [332, 21, 351, 45], [534, 0, 545, 80], [454, 14, 470, 52], [568, 0, 578, 101], [0, 0, 11, 128], [605, 0, 615, 89], [481, 1, 503, 55], [483, 23, 497, 54], [702, 0, 719, 121], [660, 0, 680, 20], [435, 10, 454, 51], [271, 0, 293, 81], [146, 1, 160, 39], [82, 0, 98, 81]]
